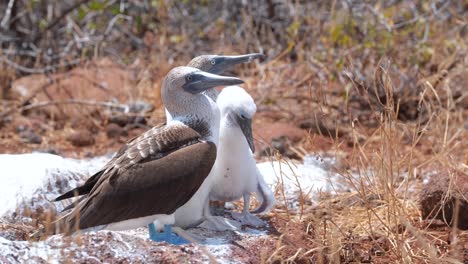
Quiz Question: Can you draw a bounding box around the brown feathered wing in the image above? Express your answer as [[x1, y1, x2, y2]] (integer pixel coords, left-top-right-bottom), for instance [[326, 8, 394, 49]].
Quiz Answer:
[[56, 122, 216, 233]]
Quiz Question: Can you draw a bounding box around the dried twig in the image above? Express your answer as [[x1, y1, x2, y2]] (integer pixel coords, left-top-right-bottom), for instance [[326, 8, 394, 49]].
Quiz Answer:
[[0, 57, 81, 74], [365, 4, 392, 32], [19, 99, 129, 112], [33, 0, 93, 42], [0, 0, 16, 29], [0, 99, 128, 120]]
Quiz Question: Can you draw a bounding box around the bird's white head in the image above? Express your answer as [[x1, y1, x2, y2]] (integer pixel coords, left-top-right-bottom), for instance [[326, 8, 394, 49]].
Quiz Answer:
[[217, 86, 257, 152], [217, 86, 257, 118]]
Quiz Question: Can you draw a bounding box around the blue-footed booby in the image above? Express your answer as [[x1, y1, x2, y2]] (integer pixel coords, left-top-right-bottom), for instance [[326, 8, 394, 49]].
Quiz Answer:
[[51, 67, 243, 244], [209, 86, 275, 227]]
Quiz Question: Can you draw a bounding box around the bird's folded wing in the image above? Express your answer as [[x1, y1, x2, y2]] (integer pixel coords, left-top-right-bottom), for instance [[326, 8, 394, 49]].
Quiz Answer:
[[58, 123, 217, 230], [54, 123, 169, 201]]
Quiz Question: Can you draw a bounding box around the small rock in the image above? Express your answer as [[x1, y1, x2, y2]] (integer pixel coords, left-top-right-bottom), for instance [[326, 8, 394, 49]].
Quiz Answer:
[[16, 124, 29, 133], [36, 148, 59, 155], [108, 115, 128, 127], [299, 117, 347, 137], [255, 122, 305, 144], [70, 117, 99, 133], [254, 122, 305, 158], [108, 115, 147, 127], [67, 130, 95, 147], [270, 136, 301, 159], [19, 130, 42, 144], [105, 123, 127, 138], [128, 101, 154, 113], [420, 172, 468, 230]]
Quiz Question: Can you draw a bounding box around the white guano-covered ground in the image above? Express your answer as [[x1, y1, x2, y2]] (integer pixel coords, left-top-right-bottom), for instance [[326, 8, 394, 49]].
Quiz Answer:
[[0, 153, 344, 263]]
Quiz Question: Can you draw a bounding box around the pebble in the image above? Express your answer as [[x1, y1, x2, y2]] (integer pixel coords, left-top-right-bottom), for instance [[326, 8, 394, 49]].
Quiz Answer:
[[19, 130, 42, 144], [66, 130, 95, 147]]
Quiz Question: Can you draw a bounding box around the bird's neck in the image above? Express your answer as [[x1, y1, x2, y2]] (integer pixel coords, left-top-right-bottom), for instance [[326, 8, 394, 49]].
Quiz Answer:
[[168, 94, 220, 145], [202, 88, 219, 101], [219, 116, 245, 149]]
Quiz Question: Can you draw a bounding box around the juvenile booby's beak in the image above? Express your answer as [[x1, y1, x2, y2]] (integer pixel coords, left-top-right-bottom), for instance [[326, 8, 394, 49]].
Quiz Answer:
[[237, 116, 255, 153], [209, 53, 265, 74], [183, 71, 244, 94]]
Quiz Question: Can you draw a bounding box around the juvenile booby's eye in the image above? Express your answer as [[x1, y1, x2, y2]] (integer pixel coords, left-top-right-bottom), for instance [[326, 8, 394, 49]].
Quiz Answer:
[[240, 113, 247, 119], [210, 59, 216, 65], [186, 75, 192, 81]]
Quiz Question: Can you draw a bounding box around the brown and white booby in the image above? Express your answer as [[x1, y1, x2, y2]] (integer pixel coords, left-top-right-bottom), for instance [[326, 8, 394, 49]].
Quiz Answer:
[[209, 86, 275, 227], [50, 66, 243, 243]]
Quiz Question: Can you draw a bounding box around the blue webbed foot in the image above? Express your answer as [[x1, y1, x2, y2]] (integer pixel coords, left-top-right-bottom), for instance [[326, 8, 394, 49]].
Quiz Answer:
[[148, 223, 162, 241], [148, 224, 190, 245]]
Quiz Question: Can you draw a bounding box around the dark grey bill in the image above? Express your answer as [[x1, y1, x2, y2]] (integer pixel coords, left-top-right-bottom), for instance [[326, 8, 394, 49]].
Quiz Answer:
[[182, 71, 244, 94], [237, 115, 255, 153], [208, 53, 265, 74]]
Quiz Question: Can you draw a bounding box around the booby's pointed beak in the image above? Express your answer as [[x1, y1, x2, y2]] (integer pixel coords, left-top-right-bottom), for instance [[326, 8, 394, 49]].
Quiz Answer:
[[237, 116, 255, 153], [183, 71, 244, 94], [209, 53, 265, 74]]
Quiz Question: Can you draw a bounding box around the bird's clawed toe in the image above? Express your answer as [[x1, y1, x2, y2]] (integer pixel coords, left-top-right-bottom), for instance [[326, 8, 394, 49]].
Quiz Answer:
[[199, 216, 242, 231], [231, 212, 266, 227]]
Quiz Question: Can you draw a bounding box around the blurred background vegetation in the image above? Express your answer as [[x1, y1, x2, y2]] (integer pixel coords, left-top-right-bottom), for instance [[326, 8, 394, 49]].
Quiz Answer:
[[1, 1, 465, 74], [0, 1, 465, 114], [0, 0, 466, 156]]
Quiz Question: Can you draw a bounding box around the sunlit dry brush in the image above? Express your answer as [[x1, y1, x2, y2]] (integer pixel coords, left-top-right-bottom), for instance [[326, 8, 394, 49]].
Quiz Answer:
[[260, 55, 467, 263]]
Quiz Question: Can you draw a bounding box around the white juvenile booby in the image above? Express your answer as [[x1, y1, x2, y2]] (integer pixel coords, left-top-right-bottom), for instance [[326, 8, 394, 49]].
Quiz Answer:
[[50, 66, 243, 243], [209, 86, 275, 227]]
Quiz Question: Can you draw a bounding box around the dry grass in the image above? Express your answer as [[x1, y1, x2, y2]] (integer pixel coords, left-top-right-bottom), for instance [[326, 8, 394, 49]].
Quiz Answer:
[[256, 58, 467, 263]]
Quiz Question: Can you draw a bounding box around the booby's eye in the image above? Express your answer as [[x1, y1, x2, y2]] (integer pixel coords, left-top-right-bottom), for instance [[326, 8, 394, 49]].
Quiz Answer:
[[210, 59, 216, 65], [239, 113, 247, 119], [186, 75, 192, 81]]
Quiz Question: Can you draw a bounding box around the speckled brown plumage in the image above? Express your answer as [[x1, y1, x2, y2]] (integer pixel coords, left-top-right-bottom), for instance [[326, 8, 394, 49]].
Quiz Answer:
[[54, 122, 216, 233]]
